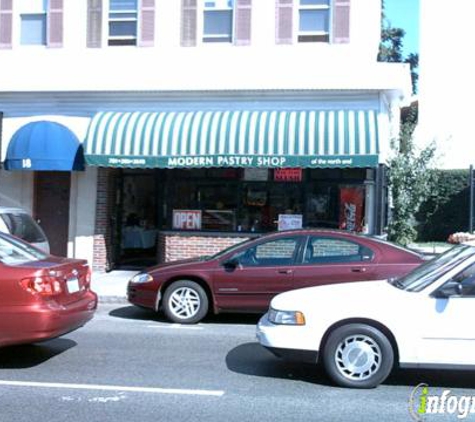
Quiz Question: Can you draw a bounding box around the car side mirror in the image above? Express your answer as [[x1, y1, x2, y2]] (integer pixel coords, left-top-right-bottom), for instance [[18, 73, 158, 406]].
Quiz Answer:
[[222, 258, 239, 271], [432, 281, 463, 298]]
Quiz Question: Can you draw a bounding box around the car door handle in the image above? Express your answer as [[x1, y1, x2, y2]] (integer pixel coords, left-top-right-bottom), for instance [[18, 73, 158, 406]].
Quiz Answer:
[[277, 269, 293, 275], [351, 267, 367, 273]]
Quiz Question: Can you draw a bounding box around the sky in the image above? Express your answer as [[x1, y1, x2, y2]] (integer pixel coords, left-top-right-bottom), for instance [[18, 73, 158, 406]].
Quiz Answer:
[[384, 0, 419, 57]]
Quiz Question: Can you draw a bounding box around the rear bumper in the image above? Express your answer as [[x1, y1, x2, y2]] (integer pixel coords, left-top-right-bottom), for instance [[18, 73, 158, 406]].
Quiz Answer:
[[0, 291, 98, 347]]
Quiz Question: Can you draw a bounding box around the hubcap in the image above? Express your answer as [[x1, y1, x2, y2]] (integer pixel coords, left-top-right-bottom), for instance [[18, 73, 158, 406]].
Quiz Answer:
[[169, 287, 201, 319], [334, 335, 382, 381]]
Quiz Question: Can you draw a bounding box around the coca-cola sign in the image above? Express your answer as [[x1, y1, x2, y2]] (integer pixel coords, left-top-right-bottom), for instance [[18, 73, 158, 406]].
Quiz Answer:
[[339, 187, 364, 232]]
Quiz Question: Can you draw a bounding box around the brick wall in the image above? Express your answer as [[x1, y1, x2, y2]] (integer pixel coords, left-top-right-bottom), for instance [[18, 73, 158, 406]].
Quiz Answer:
[[158, 233, 250, 263], [93, 168, 118, 272]]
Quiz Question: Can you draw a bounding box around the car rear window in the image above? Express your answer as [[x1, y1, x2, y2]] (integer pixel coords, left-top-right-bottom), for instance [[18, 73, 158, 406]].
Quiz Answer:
[[0, 213, 47, 243], [304, 237, 374, 264], [0, 234, 48, 265]]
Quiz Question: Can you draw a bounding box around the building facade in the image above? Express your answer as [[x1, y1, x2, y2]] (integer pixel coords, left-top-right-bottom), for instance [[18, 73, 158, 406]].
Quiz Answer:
[[0, 0, 411, 272], [417, 0, 475, 170]]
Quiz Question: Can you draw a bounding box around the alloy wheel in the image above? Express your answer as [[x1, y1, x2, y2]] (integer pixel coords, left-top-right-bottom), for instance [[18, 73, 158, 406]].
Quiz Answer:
[[334, 334, 382, 381], [168, 287, 201, 320]]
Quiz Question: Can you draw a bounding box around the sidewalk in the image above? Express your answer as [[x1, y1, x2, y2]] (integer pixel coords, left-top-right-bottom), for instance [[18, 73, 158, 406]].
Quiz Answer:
[[91, 270, 139, 304]]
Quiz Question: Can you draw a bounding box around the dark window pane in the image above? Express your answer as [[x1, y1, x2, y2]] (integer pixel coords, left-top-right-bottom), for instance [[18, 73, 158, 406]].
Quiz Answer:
[[203, 10, 233, 42], [298, 34, 330, 42], [109, 21, 137, 37], [108, 38, 137, 46]]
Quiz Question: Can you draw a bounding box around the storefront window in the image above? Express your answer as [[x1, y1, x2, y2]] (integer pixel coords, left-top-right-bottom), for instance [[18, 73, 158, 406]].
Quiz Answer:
[[239, 183, 303, 232], [306, 184, 339, 228], [167, 169, 305, 233], [164, 168, 368, 233]]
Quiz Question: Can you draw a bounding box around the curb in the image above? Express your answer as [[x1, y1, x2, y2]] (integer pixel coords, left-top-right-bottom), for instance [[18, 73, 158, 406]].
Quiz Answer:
[[98, 295, 129, 304]]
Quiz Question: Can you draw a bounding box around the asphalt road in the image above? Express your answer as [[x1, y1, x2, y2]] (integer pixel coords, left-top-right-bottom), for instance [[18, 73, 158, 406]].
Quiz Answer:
[[0, 304, 474, 422]]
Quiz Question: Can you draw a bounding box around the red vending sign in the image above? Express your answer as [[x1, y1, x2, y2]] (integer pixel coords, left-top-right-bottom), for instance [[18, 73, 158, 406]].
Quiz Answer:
[[339, 187, 364, 232], [274, 168, 302, 182]]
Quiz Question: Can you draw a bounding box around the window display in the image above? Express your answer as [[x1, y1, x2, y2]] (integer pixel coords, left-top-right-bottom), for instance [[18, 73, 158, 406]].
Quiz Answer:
[[164, 168, 369, 233]]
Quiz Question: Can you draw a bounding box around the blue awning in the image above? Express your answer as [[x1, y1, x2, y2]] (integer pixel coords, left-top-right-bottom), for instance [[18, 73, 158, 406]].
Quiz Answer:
[[4, 121, 85, 171]]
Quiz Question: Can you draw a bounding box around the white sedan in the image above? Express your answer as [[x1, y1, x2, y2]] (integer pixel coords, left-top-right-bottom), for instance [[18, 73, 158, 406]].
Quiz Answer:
[[256, 243, 475, 388]]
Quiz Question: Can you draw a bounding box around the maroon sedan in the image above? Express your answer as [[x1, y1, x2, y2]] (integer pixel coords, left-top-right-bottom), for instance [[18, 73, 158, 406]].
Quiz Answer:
[[0, 232, 97, 348], [128, 229, 424, 324]]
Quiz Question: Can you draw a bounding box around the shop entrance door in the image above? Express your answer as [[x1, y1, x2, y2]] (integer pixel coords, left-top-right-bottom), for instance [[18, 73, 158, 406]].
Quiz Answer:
[[34, 172, 71, 257], [115, 171, 159, 269]]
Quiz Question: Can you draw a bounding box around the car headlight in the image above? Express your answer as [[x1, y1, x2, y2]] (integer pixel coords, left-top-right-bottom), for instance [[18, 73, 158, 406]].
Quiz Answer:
[[130, 273, 154, 284], [268, 308, 306, 325]]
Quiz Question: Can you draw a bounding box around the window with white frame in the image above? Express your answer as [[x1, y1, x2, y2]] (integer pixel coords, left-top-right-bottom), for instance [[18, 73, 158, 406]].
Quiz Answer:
[[20, 0, 47, 46], [108, 0, 138, 46], [297, 0, 330, 43], [202, 0, 234, 43]]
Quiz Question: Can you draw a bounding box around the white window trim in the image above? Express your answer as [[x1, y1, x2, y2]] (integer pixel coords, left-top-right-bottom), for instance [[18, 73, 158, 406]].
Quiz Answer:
[[199, 0, 235, 45], [294, 0, 332, 43]]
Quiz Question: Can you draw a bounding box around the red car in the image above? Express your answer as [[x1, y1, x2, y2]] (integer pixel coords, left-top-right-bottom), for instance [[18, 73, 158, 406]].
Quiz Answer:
[[0, 232, 97, 348], [127, 229, 424, 324]]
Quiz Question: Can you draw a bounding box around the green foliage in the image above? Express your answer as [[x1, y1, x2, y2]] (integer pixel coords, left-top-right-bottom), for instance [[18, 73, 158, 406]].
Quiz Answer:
[[378, 26, 405, 63], [405, 53, 419, 96], [417, 170, 470, 241], [386, 109, 437, 246]]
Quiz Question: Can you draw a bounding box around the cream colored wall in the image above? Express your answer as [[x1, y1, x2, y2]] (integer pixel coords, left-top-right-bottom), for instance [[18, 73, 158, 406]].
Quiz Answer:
[[1, 0, 384, 92], [417, 0, 475, 169], [68, 168, 98, 267], [0, 170, 34, 212]]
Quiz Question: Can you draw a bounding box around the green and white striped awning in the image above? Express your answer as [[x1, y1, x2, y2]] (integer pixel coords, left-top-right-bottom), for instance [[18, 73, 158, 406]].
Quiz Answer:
[[83, 110, 380, 168]]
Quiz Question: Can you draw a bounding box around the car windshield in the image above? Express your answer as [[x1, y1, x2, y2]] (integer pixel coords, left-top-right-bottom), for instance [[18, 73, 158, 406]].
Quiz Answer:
[[0, 234, 48, 265], [0, 212, 47, 243], [208, 237, 256, 260], [392, 244, 475, 292]]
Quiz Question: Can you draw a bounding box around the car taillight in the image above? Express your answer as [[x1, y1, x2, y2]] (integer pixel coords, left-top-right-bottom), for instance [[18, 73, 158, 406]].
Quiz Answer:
[[20, 276, 62, 296], [85, 267, 92, 289]]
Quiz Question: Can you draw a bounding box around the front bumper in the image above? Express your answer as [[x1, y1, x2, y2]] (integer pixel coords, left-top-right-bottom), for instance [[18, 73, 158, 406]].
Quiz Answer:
[[256, 313, 319, 362], [127, 282, 158, 310]]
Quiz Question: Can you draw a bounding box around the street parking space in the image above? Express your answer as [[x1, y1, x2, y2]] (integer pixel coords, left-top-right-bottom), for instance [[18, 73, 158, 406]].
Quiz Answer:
[[0, 304, 474, 422]]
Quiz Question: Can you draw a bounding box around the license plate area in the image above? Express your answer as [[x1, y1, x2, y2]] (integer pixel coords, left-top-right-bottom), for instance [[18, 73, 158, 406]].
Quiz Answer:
[[66, 277, 80, 294]]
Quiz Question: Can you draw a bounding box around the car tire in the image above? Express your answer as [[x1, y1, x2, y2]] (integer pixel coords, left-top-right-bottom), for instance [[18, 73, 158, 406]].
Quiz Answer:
[[322, 323, 394, 388], [162, 280, 209, 324]]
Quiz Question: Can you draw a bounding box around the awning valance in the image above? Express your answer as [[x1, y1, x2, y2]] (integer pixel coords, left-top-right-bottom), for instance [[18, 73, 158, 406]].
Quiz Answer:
[[4, 121, 85, 171], [84, 110, 380, 169]]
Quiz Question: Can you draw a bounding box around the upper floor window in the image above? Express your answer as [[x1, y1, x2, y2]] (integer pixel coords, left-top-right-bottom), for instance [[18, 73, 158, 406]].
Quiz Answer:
[[275, 0, 349, 45], [181, 0, 251, 47], [108, 0, 138, 46], [203, 0, 234, 43], [20, 0, 47, 45], [297, 0, 330, 43]]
